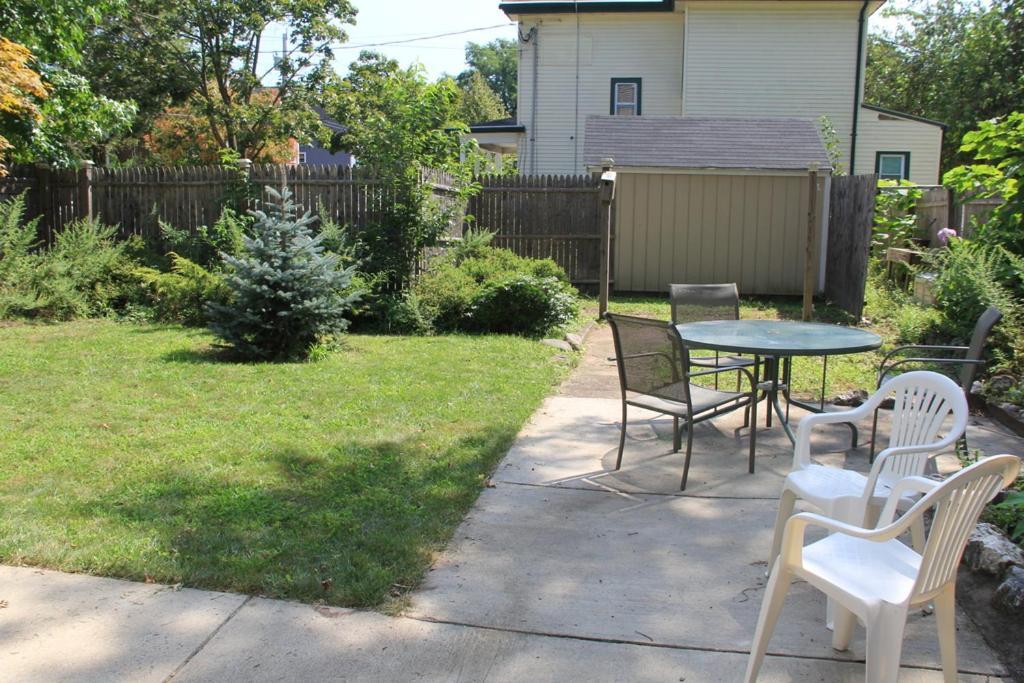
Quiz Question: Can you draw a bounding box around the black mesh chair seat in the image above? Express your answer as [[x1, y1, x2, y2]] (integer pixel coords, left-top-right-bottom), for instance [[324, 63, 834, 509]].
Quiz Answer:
[[690, 354, 757, 369], [628, 382, 747, 417], [607, 313, 758, 490]]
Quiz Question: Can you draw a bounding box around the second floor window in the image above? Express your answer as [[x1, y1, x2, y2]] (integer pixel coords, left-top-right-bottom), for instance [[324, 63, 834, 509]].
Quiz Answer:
[[876, 151, 910, 181], [611, 78, 642, 116]]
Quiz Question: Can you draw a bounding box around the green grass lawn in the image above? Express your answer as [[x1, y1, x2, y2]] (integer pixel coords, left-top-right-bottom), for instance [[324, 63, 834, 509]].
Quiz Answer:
[[0, 320, 569, 608], [594, 294, 886, 401]]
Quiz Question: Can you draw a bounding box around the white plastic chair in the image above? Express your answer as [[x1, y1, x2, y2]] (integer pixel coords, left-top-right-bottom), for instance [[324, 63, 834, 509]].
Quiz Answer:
[[767, 371, 969, 570], [745, 454, 1020, 683]]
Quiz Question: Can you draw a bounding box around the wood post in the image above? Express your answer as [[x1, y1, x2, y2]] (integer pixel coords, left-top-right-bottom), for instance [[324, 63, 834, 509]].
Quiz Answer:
[[598, 158, 616, 319], [802, 163, 819, 322], [34, 162, 52, 243], [79, 160, 94, 222]]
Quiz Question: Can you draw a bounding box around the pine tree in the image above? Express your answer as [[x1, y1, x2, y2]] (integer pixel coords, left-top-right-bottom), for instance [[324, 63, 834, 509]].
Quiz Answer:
[[208, 187, 360, 360]]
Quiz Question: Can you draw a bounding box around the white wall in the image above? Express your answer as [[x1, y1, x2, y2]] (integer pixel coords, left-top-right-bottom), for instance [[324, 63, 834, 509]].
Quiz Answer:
[[855, 108, 943, 185], [516, 11, 686, 175], [682, 1, 866, 170]]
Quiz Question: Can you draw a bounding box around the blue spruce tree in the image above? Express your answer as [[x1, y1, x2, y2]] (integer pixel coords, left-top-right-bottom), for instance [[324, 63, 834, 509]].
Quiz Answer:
[[208, 187, 360, 360]]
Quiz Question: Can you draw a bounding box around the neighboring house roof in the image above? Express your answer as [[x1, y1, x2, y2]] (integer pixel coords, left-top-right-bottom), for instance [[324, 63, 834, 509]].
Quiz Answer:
[[501, 0, 674, 14], [861, 103, 947, 129], [313, 106, 347, 135], [583, 116, 832, 172], [469, 118, 526, 133]]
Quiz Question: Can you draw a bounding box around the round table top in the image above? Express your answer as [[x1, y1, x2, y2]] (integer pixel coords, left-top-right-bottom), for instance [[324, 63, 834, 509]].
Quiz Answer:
[[675, 320, 882, 357]]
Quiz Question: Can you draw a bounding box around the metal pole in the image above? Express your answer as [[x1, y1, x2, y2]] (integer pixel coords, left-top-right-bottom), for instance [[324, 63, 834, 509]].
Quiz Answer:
[[598, 158, 616, 319]]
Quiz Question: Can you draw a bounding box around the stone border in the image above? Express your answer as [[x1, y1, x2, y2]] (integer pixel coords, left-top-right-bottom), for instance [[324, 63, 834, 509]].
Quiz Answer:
[[988, 402, 1024, 439], [964, 522, 1024, 615]]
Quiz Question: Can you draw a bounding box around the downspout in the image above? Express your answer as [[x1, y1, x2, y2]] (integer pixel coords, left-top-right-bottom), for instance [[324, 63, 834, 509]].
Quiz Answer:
[[528, 25, 540, 175], [849, 0, 869, 175]]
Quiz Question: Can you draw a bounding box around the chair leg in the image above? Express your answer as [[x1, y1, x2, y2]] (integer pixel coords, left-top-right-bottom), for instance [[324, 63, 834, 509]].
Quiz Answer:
[[616, 403, 627, 470], [869, 407, 880, 464], [767, 488, 798, 572], [865, 603, 908, 683], [831, 603, 858, 652], [933, 586, 959, 683], [743, 563, 792, 683], [673, 416, 681, 453], [748, 391, 758, 474], [680, 417, 695, 490]]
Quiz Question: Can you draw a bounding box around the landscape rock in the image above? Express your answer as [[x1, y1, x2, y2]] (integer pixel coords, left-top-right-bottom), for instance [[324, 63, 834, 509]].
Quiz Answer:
[[830, 389, 868, 407], [564, 333, 584, 352], [541, 339, 573, 352], [992, 566, 1024, 615], [964, 523, 1024, 577]]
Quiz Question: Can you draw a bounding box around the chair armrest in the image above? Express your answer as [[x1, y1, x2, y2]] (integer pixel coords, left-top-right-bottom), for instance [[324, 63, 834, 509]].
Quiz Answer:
[[877, 476, 941, 526], [779, 511, 909, 568], [878, 345, 971, 384], [792, 405, 873, 468]]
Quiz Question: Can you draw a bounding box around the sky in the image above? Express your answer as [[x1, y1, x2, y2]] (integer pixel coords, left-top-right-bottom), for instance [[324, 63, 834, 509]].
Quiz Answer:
[[263, 0, 918, 82]]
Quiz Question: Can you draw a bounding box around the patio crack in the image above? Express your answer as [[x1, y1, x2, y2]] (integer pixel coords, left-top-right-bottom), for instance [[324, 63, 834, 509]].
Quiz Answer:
[[162, 595, 253, 682], [402, 614, 999, 677], [495, 479, 778, 500]]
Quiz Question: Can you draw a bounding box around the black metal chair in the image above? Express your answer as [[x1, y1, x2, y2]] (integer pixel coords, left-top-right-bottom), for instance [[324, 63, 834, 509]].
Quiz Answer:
[[669, 283, 757, 372], [607, 313, 758, 490], [870, 306, 1002, 461]]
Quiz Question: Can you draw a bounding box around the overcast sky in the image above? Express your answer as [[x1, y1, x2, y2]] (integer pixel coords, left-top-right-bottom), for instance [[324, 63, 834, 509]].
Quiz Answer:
[[263, 0, 917, 82]]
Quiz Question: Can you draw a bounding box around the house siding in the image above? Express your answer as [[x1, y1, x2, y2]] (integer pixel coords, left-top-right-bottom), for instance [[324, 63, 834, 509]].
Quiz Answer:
[[682, 1, 865, 171], [855, 107, 943, 185], [516, 11, 686, 175]]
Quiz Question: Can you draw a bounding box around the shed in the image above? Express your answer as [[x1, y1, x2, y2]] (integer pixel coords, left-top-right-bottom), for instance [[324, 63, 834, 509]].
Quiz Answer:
[[583, 115, 832, 295]]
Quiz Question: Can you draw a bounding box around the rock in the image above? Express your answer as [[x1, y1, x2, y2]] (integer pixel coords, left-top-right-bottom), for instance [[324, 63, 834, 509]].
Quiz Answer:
[[964, 523, 1024, 577], [879, 396, 895, 410], [564, 332, 584, 352], [971, 380, 984, 396], [987, 374, 1018, 395], [992, 566, 1024, 615], [541, 339, 573, 352], [830, 389, 868, 407]]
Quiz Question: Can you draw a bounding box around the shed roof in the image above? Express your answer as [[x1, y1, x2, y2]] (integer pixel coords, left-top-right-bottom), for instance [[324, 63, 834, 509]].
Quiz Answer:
[[583, 116, 832, 172]]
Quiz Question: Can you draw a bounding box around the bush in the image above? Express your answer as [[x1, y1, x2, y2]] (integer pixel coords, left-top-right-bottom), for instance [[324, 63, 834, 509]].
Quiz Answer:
[[136, 254, 229, 326], [468, 274, 578, 336], [892, 302, 944, 345], [0, 195, 139, 320], [157, 207, 250, 268], [412, 245, 578, 336], [374, 291, 433, 335], [207, 188, 362, 361]]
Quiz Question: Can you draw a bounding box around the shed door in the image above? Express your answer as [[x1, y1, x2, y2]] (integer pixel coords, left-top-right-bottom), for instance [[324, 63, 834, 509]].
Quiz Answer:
[[613, 172, 816, 296]]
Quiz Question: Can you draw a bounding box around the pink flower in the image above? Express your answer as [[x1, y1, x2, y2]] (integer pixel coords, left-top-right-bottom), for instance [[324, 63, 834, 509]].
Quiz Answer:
[[937, 227, 957, 245]]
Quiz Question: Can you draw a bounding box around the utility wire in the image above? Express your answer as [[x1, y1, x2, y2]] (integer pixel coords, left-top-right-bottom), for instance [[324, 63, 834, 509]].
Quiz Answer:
[[256, 22, 515, 54]]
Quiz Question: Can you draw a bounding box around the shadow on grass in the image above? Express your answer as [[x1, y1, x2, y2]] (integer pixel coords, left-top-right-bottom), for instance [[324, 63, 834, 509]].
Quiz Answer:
[[69, 425, 520, 609]]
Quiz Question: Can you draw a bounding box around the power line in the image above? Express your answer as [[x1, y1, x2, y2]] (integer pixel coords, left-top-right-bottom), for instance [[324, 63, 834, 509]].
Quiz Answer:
[[256, 22, 515, 54]]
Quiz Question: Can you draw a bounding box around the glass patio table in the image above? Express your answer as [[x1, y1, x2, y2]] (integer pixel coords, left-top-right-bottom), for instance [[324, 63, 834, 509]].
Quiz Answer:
[[675, 320, 882, 444]]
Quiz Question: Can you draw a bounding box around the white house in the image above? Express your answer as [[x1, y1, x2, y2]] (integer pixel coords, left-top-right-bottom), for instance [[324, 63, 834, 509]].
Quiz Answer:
[[471, 0, 944, 185]]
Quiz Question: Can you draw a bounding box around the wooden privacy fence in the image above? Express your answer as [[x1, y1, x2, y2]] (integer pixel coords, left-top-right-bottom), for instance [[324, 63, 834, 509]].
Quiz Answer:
[[825, 174, 877, 320], [467, 174, 607, 286], [0, 162, 461, 245]]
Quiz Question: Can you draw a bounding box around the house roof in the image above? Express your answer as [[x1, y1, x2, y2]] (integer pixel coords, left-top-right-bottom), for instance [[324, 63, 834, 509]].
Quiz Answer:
[[861, 103, 947, 129], [469, 118, 526, 133], [583, 116, 832, 172]]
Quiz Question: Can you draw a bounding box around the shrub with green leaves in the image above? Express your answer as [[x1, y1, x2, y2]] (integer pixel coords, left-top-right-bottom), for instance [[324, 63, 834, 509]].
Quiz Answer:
[[136, 254, 229, 326], [157, 207, 250, 268], [207, 188, 362, 361], [872, 180, 922, 262], [412, 244, 578, 336]]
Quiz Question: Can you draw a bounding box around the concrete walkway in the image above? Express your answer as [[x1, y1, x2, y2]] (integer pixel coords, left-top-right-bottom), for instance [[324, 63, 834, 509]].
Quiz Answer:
[[2, 323, 1021, 682]]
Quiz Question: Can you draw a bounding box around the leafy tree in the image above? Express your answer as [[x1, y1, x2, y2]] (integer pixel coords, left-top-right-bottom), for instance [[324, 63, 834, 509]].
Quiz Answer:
[[0, 38, 47, 175], [458, 39, 517, 117], [943, 112, 1024, 256], [0, 0, 121, 66], [134, 0, 356, 161], [327, 52, 472, 290], [865, 0, 1024, 170], [456, 71, 509, 125], [208, 187, 361, 361]]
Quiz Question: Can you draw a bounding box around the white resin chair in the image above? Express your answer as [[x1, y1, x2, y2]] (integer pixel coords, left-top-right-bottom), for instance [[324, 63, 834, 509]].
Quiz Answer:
[[745, 454, 1020, 683], [767, 371, 969, 570]]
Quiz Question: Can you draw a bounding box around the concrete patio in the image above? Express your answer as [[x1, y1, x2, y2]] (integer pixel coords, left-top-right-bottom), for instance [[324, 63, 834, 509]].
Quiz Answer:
[[1, 324, 1021, 681]]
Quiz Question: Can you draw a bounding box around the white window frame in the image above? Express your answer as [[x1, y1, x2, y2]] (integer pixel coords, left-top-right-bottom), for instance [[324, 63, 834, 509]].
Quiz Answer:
[[610, 78, 642, 117]]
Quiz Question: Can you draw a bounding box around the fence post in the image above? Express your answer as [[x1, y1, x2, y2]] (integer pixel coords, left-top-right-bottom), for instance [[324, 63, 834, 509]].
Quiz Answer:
[[598, 158, 616, 319], [34, 162, 53, 243], [802, 162, 819, 322], [79, 160, 94, 222]]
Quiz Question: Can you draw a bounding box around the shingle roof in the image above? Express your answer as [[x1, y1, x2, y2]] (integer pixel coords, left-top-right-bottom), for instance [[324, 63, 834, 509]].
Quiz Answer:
[[583, 116, 832, 172]]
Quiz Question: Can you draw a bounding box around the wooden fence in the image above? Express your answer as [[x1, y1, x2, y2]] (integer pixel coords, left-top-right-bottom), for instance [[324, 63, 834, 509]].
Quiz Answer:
[[0, 163, 461, 245], [911, 186, 1002, 243], [825, 174, 877, 319], [467, 174, 607, 286]]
